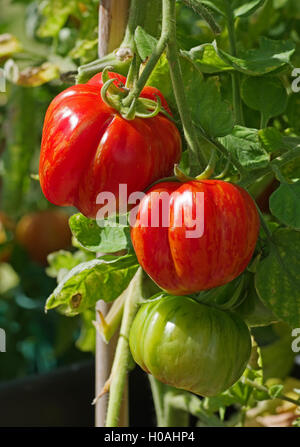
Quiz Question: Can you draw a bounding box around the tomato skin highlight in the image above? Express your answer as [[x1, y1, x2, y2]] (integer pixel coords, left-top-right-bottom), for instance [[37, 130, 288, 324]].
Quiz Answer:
[[129, 295, 252, 397], [39, 71, 181, 219], [131, 180, 260, 294]]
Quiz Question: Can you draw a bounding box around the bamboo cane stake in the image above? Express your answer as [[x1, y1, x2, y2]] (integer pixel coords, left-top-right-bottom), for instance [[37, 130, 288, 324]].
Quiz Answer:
[[98, 0, 130, 58], [95, 2, 130, 426]]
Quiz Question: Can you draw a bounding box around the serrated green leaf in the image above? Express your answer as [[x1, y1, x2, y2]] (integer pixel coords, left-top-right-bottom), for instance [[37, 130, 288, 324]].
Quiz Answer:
[[134, 26, 158, 61], [255, 229, 300, 327], [181, 44, 233, 74], [269, 181, 300, 229], [215, 37, 295, 76], [46, 249, 94, 279], [69, 213, 130, 253], [183, 62, 234, 137], [220, 126, 269, 171], [258, 128, 283, 153], [46, 255, 139, 315]]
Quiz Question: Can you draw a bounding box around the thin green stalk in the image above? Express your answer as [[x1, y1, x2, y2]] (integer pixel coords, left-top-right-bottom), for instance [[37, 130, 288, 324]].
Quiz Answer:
[[122, 0, 149, 48], [260, 113, 269, 129], [122, 0, 171, 107], [225, 0, 243, 125], [105, 268, 143, 427], [165, 0, 206, 171], [148, 375, 166, 426], [244, 378, 300, 407]]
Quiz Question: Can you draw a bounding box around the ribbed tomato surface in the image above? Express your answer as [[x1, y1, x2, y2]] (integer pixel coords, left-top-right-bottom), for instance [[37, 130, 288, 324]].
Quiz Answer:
[[131, 180, 260, 294], [39, 71, 181, 218]]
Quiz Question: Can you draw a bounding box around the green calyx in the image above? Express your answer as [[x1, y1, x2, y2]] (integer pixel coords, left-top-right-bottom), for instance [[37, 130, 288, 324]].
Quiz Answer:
[[100, 66, 163, 121], [173, 149, 217, 183]]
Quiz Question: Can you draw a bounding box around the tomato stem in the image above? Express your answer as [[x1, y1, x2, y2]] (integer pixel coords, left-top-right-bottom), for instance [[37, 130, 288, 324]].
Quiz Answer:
[[165, 0, 207, 172], [105, 268, 143, 427], [122, 0, 172, 108], [224, 1, 244, 125], [148, 375, 166, 427]]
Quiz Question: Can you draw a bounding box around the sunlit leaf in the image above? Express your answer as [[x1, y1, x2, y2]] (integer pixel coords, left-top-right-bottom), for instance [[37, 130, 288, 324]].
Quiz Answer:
[[46, 254, 139, 315], [17, 63, 59, 87], [0, 34, 22, 59]]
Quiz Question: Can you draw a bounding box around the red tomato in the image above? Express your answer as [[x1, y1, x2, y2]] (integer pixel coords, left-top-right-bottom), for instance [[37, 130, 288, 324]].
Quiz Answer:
[[39, 71, 181, 218], [131, 180, 260, 294], [16, 210, 72, 265]]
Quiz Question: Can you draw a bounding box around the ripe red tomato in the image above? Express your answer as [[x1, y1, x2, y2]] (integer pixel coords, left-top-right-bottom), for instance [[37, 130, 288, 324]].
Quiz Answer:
[[39, 71, 181, 218], [16, 210, 72, 265], [131, 180, 260, 294]]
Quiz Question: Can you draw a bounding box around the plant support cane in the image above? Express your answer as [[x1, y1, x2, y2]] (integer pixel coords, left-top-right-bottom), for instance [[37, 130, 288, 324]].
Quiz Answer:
[[95, 0, 129, 427]]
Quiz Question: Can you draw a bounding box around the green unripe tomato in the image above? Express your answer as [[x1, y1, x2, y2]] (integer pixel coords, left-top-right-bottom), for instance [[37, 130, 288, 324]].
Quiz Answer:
[[129, 295, 252, 397]]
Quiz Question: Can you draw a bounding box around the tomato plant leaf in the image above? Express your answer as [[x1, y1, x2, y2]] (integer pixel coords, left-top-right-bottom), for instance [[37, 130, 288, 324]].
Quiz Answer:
[[37, 0, 77, 38], [233, 0, 266, 18], [146, 54, 176, 109], [286, 95, 300, 134], [202, 0, 266, 17], [215, 37, 295, 76], [0, 263, 19, 295], [220, 126, 269, 171], [241, 76, 288, 126], [134, 26, 158, 61], [258, 128, 284, 154], [269, 181, 300, 229], [16, 62, 59, 87], [75, 309, 96, 352], [46, 249, 94, 280], [182, 61, 234, 137], [0, 34, 22, 59], [255, 229, 300, 327], [69, 213, 131, 253], [201, 1, 226, 16], [181, 44, 233, 74], [46, 254, 139, 315], [261, 330, 295, 380]]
